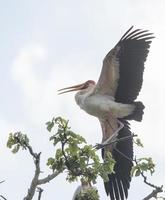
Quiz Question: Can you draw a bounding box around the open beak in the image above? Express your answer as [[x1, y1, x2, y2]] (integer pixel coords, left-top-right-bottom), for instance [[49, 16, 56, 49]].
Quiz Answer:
[[58, 83, 84, 95]]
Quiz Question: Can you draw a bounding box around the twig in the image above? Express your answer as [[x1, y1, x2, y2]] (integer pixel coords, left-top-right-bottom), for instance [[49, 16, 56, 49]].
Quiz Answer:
[[37, 187, 44, 200], [0, 181, 7, 200], [143, 187, 163, 200], [0, 195, 7, 200], [134, 159, 163, 200]]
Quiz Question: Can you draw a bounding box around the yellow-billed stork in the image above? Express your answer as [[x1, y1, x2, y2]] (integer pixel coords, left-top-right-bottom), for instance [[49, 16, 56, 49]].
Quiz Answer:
[[58, 26, 154, 200]]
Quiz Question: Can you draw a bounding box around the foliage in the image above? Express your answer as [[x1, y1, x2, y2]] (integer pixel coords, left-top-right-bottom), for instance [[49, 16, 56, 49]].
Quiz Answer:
[[132, 138, 155, 178], [75, 187, 100, 200], [46, 117, 115, 184], [7, 132, 29, 153], [6, 117, 115, 193], [5, 116, 164, 200], [131, 157, 155, 177]]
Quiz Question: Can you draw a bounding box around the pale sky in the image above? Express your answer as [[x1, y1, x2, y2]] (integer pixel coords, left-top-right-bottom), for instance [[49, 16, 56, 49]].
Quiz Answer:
[[0, 1, 165, 199]]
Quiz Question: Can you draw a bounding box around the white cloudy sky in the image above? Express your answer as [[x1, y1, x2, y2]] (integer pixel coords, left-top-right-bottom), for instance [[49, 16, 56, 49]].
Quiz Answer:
[[0, 1, 165, 199]]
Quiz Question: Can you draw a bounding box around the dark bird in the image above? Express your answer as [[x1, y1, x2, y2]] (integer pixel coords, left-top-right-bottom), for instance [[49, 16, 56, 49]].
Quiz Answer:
[[58, 26, 154, 199]]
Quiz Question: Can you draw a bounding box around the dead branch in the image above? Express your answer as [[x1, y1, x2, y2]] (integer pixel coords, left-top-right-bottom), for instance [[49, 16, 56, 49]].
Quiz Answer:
[[0, 195, 7, 200], [37, 171, 60, 185], [37, 187, 44, 200], [23, 152, 41, 200], [143, 186, 163, 200]]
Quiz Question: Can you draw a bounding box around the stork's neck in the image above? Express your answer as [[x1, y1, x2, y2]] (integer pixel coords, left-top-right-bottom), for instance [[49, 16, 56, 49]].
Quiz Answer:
[[75, 85, 95, 107]]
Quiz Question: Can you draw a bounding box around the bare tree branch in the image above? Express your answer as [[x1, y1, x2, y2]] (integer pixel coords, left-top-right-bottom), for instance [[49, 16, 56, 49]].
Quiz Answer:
[[0, 181, 7, 200], [37, 187, 44, 200], [37, 171, 61, 185], [9, 134, 61, 200], [25, 143, 39, 159], [0, 195, 7, 200], [143, 187, 163, 200], [21, 141, 61, 199], [23, 153, 41, 200]]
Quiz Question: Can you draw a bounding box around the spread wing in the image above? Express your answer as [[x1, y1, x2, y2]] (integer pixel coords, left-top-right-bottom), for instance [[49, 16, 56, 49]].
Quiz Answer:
[[100, 119, 133, 200], [95, 26, 154, 103]]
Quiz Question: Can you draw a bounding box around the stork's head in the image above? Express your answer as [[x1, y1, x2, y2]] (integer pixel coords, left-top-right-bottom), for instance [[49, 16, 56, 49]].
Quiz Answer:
[[58, 80, 96, 95]]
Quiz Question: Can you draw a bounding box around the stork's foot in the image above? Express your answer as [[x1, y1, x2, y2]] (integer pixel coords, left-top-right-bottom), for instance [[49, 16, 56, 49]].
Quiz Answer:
[[94, 143, 105, 150], [94, 136, 117, 150]]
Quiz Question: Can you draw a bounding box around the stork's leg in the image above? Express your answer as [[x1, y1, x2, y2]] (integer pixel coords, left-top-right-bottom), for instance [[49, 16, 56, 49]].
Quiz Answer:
[[102, 119, 124, 145], [95, 116, 124, 149]]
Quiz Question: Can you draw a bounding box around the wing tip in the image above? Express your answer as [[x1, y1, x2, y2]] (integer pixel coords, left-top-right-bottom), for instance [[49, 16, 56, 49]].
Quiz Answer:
[[119, 26, 134, 41], [118, 26, 155, 43]]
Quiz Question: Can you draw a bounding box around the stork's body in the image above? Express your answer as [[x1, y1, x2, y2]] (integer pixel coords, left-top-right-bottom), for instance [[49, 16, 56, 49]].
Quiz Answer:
[[59, 26, 154, 200], [75, 90, 135, 119]]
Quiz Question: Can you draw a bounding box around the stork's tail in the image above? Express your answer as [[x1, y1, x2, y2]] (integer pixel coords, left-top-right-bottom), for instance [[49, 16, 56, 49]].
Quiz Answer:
[[125, 101, 145, 122]]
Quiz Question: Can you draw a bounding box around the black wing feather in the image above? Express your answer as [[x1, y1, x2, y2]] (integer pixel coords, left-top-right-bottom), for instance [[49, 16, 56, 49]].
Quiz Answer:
[[115, 27, 154, 103], [123, 30, 148, 40], [117, 178, 124, 200], [103, 120, 133, 200], [109, 180, 115, 200], [113, 176, 120, 200]]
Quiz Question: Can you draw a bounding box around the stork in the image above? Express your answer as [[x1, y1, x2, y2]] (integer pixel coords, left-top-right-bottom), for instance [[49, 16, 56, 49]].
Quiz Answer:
[[58, 26, 154, 200]]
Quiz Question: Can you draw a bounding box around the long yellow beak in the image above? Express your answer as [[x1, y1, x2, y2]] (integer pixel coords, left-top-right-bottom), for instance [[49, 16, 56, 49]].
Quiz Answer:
[[58, 83, 84, 95]]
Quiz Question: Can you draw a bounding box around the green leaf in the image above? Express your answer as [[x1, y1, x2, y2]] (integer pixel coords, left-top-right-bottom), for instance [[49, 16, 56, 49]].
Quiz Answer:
[[135, 169, 141, 177], [46, 121, 54, 132], [134, 138, 144, 147], [12, 144, 20, 153], [6, 133, 13, 148], [55, 149, 63, 159], [69, 143, 79, 156], [47, 157, 55, 166]]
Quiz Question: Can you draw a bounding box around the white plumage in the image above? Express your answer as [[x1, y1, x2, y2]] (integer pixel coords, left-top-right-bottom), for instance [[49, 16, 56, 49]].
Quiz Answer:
[[75, 83, 135, 119]]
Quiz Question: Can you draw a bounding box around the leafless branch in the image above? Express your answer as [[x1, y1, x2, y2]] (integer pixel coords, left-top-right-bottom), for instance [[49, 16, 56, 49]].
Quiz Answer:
[[37, 171, 61, 185], [0, 195, 7, 200], [143, 187, 163, 200], [0, 181, 7, 200], [25, 144, 39, 159], [23, 152, 41, 200], [37, 187, 44, 200], [19, 141, 61, 200]]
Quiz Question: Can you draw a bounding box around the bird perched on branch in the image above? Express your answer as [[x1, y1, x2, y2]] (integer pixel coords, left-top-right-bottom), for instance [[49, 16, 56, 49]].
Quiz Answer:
[[58, 26, 154, 200]]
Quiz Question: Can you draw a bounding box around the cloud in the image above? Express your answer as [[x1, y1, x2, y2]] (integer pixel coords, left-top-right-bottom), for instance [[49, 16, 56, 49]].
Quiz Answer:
[[11, 44, 47, 99]]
